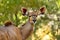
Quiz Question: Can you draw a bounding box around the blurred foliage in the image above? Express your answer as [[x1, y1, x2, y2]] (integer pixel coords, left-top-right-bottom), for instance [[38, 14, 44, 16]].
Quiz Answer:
[[0, 0, 60, 40], [0, 0, 59, 25]]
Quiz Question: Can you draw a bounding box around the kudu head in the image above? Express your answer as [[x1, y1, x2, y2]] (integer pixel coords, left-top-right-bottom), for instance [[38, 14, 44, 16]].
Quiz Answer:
[[21, 7, 38, 23]]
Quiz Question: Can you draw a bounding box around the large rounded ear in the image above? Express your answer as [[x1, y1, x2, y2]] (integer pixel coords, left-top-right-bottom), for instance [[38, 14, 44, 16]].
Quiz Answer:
[[21, 7, 27, 16], [40, 7, 45, 14]]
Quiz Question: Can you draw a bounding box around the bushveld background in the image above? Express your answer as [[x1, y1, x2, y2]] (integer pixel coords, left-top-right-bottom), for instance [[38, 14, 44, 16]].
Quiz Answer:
[[0, 0, 60, 40]]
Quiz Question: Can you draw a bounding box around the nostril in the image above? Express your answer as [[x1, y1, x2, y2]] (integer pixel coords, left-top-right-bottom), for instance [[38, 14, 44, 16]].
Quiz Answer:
[[33, 20, 36, 23]]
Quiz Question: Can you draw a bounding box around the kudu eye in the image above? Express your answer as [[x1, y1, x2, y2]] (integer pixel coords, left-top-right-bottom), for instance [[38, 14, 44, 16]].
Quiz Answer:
[[36, 15, 37, 17], [29, 16, 31, 17], [40, 13, 44, 14]]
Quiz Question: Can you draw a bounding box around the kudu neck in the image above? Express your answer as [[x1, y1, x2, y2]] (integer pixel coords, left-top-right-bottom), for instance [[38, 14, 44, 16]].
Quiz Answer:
[[19, 19, 35, 40]]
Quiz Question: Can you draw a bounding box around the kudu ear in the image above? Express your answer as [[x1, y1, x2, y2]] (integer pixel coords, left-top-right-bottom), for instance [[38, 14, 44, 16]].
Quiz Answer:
[[38, 6, 46, 15], [37, 7, 46, 19], [21, 7, 27, 16], [39, 7, 45, 14]]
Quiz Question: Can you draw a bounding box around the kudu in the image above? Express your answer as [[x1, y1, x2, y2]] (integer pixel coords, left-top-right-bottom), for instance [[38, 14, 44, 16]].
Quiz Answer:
[[20, 7, 38, 40], [0, 7, 39, 40]]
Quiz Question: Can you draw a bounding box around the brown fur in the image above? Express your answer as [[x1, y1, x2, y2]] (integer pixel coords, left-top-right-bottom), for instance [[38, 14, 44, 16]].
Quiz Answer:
[[0, 21, 22, 40], [3, 20, 34, 40], [1, 8, 38, 40], [20, 21, 34, 40], [20, 9, 38, 40]]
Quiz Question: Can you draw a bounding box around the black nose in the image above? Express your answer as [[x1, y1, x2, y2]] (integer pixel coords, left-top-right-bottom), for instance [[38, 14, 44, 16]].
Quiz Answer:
[[33, 20, 36, 23]]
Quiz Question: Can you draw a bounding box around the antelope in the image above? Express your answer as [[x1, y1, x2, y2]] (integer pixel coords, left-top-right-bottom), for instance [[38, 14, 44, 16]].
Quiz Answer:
[[0, 7, 39, 40], [20, 7, 38, 40], [20, 7, 46, 40]]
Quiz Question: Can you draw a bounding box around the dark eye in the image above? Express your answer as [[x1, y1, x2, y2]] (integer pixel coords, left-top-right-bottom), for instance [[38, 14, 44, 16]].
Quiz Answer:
[[40, 13, 44, 14], [36, 15, 37, 17], [29, 16, 31, 17]]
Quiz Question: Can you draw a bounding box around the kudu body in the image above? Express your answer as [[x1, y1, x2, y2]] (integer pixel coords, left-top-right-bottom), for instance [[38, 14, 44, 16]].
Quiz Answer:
[[0, 6, 46, 40], [0, 7, 39, 40], [0, 21, 22, 40]]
